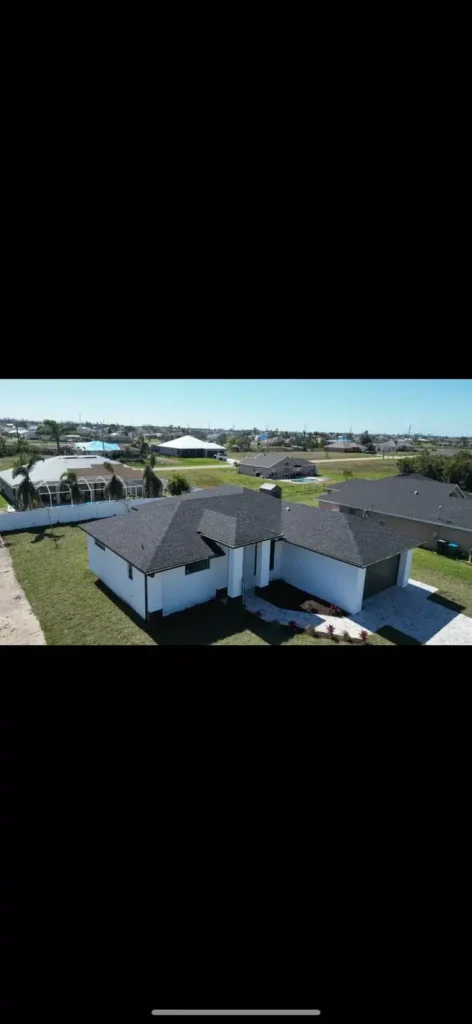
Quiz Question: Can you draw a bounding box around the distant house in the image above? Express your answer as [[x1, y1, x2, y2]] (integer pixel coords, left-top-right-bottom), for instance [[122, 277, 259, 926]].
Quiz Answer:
[[156, 435, 225, 458], [324, 440, 362, 452], [0, 455, 145, 507], [238, 454, 315, 479], [375, 440, 397, 453], [319, 474, 472, 555], [80, 484, 421, 621]]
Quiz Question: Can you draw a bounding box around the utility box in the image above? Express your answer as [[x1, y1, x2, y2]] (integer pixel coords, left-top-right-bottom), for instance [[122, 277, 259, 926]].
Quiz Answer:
[[259, 483, 282, 499]]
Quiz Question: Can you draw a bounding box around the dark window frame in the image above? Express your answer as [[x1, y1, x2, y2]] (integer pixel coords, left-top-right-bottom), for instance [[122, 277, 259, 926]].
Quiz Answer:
[[128, 563, 133, 580], [270, 539, 275, 571], [254, 545, 258, 575], [94, 539, 106, 551], [185, 558, 210, 575]]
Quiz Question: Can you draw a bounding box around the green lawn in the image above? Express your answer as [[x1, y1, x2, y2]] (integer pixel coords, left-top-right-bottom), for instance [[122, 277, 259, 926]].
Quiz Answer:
[[0, 493, 9, 508], [155, 461, 400, 508], [411, 548, 472, 618], [0, 457, 16, 471]]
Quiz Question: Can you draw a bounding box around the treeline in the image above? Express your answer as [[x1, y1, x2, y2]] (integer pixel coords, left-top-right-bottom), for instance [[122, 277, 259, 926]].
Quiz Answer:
[[398, 450, 472, 491]]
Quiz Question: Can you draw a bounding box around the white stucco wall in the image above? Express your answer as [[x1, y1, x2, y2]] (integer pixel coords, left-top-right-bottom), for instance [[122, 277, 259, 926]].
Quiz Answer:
[[397, 548, 414, 587], [86, 536, 146, 619], [280, 541, 366, 614], [159, 549, 229, 616]]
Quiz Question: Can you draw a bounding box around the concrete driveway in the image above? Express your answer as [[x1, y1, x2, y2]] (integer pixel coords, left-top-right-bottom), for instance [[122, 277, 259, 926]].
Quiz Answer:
[[245, 579, 472, 645], [355, 579, 472, 645]]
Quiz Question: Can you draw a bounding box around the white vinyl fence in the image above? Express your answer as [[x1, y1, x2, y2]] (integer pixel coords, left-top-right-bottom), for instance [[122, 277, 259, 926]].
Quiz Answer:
[[0, 497, 165, 533]]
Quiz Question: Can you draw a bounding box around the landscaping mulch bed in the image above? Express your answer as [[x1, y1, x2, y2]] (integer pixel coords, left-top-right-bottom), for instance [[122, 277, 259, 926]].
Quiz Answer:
[[257, 579, 347, 617]]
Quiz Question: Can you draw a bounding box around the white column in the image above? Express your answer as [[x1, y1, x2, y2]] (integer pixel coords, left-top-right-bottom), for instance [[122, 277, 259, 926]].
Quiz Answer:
[[227, 547, 244, 598], [397, 549, 413, 587], [351, 567, 366, 613], [255, 540, 271, 589]]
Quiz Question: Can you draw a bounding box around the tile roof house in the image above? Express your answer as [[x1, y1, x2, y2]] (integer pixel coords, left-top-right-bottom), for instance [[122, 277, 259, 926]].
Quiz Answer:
[[238, 454, 315, 479], [319, 474, 472, 554], [0, 455, 145, 507], [80, 485, 422, 621]]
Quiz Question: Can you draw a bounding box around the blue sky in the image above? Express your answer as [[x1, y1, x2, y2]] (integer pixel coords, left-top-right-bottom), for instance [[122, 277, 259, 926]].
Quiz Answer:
[[1, 379, 471, 435]]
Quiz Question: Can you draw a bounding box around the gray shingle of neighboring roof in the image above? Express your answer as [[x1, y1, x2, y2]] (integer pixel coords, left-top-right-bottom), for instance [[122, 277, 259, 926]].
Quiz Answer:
[[319, 474, 472, 529], [81, 484, 422, 573], [238, 454, 313, 469]]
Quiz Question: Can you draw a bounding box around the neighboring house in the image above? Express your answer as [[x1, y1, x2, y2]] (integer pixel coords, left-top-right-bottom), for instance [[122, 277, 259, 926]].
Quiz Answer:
[[5, 427, 38, 440], [156, 435, 225, 458], [0, 455, 145, 507], [324, 440, 362, 452], [319, 474, 472, 554], [375, 440, 397, 453], [238, 454, 315, 479], [80, 484, 422, 621]]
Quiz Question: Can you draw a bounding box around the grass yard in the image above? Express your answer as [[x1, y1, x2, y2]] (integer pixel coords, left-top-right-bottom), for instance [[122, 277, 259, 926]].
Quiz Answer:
[[156, 460, 400, 508], [411, 548, 472, 618], [0, 493, 9, 508], [0, 457, 17, 471]]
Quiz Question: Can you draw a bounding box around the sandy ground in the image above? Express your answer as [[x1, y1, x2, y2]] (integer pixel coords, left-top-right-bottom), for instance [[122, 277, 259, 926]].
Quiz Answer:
[[0, 536, 46, 645]]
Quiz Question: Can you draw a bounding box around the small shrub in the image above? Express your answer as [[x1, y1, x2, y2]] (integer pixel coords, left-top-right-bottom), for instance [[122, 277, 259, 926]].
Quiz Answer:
[[342, 630, 351, 643], [359, 629, 369, 643], [326, 623, 335, 637]]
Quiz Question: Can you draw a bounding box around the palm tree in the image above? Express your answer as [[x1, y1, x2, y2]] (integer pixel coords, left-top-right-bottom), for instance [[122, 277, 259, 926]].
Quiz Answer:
[[143, 455, 163, 499], [43, 419, 62, 454], [12, 455, 44, 509], [60, 469, 82, 504], [135, 434, 149, 459], [103, 461, 125, 501], [166, 473, 191, 496]]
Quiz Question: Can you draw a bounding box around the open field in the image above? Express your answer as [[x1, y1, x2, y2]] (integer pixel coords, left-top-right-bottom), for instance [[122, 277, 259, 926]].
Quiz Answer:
[[155, 461, 400, 506]]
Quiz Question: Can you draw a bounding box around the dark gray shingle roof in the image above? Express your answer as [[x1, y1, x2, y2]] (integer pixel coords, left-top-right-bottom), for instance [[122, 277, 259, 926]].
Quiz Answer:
[[81, 484, 422, 573], [319, 474, 472, 529], [238, 453, 314, 469]]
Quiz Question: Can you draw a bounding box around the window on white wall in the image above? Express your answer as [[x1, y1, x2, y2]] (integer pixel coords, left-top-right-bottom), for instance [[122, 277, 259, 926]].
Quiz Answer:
[[185, 559, 210, 575], [128, 563, 133, 580], [95, 540, 105, 551]]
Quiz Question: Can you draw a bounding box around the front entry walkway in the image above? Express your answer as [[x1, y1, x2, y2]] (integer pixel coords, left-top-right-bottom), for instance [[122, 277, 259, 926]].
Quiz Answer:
[[244, 579, 472, 645]]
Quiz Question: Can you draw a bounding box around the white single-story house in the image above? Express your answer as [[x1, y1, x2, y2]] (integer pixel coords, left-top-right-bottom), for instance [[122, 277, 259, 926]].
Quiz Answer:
[[80, 484, 422, 621], [156, 435, 225, 458], [0, 455, 145, 507]]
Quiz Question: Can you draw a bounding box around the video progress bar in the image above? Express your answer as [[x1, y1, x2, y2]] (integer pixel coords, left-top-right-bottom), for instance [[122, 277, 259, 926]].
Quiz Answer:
[[151, 1013, 321, 1017]]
